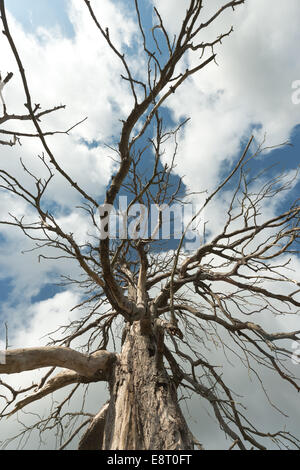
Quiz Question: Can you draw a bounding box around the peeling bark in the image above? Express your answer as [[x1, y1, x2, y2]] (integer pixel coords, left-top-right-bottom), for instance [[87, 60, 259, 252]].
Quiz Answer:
[[102, 321, 194, 450]]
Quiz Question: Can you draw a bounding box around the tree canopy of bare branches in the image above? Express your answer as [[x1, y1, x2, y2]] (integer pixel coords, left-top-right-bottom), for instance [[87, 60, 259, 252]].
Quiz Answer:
[[0, 0, 299, 451]]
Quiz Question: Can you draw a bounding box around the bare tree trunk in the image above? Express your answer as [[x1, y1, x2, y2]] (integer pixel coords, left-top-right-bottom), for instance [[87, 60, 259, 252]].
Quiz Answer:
[[102, 320, 194, 450]]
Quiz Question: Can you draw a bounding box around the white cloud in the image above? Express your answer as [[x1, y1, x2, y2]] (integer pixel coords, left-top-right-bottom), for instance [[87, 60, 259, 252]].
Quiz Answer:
[[153, 0, 300, 193], [0, 3, 137, 206], [4, 290, 81, 347]]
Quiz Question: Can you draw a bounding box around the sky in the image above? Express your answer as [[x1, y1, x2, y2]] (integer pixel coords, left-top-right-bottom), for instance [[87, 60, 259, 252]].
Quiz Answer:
[[0, 0, 299, 450]]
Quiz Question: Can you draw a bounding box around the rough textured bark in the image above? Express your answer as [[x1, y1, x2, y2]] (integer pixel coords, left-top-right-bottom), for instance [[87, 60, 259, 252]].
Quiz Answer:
[[102, 321, 194, 450]]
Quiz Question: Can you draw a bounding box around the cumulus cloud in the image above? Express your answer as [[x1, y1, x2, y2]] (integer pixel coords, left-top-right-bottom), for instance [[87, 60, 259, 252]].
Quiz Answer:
[[152, 0, 300, 193], [0, 1, 138, 206], [2, 290, 81, 347], [0, 0, 139, 304]]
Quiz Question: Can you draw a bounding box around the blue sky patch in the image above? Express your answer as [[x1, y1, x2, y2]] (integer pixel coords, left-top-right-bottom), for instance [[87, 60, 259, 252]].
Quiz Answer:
[[0, 277, 13, 303], [6, 0, 74, 38], [31, 282, 64, 303]]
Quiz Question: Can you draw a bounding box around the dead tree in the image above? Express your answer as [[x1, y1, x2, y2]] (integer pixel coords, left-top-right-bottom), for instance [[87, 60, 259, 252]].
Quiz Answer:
[[0, 0, 300, 450]]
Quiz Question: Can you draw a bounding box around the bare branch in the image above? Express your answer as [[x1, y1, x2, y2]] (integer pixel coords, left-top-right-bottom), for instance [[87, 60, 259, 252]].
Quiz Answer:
[[0, 347, 116, 377]]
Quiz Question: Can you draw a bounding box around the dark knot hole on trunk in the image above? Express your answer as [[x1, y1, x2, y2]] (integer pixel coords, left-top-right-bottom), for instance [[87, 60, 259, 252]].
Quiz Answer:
[[148, 346, 156, 357]]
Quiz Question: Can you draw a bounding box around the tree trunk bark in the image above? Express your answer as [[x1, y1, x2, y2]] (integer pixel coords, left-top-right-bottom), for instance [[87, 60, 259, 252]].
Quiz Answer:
[[102, 320, 194, 450]]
